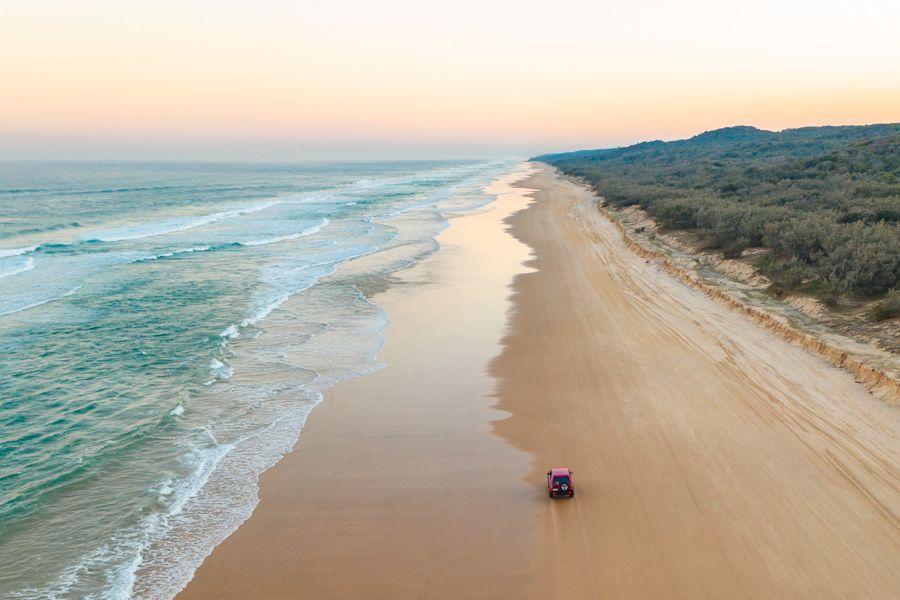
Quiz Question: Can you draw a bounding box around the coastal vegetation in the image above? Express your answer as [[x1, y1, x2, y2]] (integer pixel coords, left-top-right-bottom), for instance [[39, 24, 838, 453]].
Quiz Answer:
[[873, 290, 900, 321], [535, 125, 900, 307]]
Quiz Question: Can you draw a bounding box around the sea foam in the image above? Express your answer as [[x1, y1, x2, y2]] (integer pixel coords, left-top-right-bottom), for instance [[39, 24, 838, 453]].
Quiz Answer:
[[0, 257, 35, 280], [238, 218, 329, 247], [0, 159, 516, 599], [129, 246, 212, 263], [0, 245, 39, 258], [0, 285, 82, 317], [208, 359, 233, 380], [85, 201, 279, 242]]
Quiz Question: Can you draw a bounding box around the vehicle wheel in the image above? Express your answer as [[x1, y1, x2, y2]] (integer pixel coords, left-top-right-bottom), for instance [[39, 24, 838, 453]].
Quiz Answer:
[[569, 491, 574, 498], [549, 491, 554, 499]]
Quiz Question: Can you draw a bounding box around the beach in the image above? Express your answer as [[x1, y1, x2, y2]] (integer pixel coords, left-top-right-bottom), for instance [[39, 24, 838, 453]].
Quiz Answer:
[[177, 167, 541, 598], [178, 165, 900, 599], [0, 160, 516, 597]]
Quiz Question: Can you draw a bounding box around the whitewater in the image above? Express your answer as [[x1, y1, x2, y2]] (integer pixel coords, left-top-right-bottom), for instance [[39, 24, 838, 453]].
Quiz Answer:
[[0, 159, 514, 598]]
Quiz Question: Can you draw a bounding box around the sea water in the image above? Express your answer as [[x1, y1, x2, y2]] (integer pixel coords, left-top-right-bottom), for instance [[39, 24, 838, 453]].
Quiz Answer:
[[0, 160, 515, 598]]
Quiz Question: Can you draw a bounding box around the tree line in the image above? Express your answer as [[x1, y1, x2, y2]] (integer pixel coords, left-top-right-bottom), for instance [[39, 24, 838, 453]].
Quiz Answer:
[[535, 125, 900, 313]]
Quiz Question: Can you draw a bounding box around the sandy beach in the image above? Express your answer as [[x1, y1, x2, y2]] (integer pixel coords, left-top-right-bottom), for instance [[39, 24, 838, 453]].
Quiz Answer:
[[177, 166, 541, 598], [178, 165, 900, 599], [495, 167, 900, 598]]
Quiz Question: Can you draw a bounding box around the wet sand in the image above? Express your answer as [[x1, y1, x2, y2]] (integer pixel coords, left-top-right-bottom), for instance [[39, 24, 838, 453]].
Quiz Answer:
[[178, 167, 540, 599], [179, 165, 900, 599]]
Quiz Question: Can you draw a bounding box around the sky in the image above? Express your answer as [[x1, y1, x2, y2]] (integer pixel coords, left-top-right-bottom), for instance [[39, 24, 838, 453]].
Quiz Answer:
[[2, 0, 900, 160]]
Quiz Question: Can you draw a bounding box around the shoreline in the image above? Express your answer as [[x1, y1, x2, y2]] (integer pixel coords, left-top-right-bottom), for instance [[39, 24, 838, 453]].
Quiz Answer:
[[177, 165, 540, 598], [178, 164, 899, 599]]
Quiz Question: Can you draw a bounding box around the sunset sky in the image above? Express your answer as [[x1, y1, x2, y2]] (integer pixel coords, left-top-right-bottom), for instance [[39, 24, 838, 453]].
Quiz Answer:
[[3, 0, 900, 160]]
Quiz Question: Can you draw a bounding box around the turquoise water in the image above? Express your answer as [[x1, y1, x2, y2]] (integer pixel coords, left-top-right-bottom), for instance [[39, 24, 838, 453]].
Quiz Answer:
[[0, 160, 513, 598]]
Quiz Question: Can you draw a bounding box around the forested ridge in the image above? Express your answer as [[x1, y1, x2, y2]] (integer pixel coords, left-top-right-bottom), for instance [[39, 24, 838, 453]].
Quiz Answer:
[[535, 125, 900, 317]]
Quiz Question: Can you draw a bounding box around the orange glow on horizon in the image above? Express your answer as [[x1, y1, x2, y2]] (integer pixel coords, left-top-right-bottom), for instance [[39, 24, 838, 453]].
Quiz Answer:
[[3, 0, 899, 158]]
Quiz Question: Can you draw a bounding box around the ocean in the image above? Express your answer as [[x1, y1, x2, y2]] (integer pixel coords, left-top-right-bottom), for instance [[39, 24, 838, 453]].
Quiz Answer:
[[0, 159, 515, 598]]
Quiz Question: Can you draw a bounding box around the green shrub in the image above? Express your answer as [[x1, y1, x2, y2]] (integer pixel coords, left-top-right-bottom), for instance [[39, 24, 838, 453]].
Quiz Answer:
[[722, 238, 749, 259], [763, 257, 818, 288], [538, 125, 900, 298], [871, 290, 900, 321]]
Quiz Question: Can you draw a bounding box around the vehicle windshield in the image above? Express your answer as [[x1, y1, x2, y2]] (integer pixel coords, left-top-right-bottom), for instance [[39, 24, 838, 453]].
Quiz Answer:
[[552, 476, 570, 486]]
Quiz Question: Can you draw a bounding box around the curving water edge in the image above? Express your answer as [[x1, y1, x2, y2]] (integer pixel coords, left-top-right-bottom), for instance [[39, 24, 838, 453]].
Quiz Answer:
[[0, 160, 526, 599]]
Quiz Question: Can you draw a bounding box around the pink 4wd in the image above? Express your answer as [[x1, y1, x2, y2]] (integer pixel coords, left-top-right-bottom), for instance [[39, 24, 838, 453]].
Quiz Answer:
[[547, 467, 574, 498]]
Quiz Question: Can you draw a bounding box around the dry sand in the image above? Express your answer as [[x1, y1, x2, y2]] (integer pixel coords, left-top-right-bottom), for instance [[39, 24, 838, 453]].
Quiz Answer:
[[494, 166, 900, 598], [179, 165, 900, 599]]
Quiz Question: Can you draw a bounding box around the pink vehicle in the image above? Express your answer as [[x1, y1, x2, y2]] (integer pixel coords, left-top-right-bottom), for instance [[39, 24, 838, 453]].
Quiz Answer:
[[546, 467, 575, 498]]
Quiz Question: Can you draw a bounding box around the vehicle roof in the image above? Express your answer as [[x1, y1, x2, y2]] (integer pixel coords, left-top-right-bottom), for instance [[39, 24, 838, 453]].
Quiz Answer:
[[550, 468, 571, 476]]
